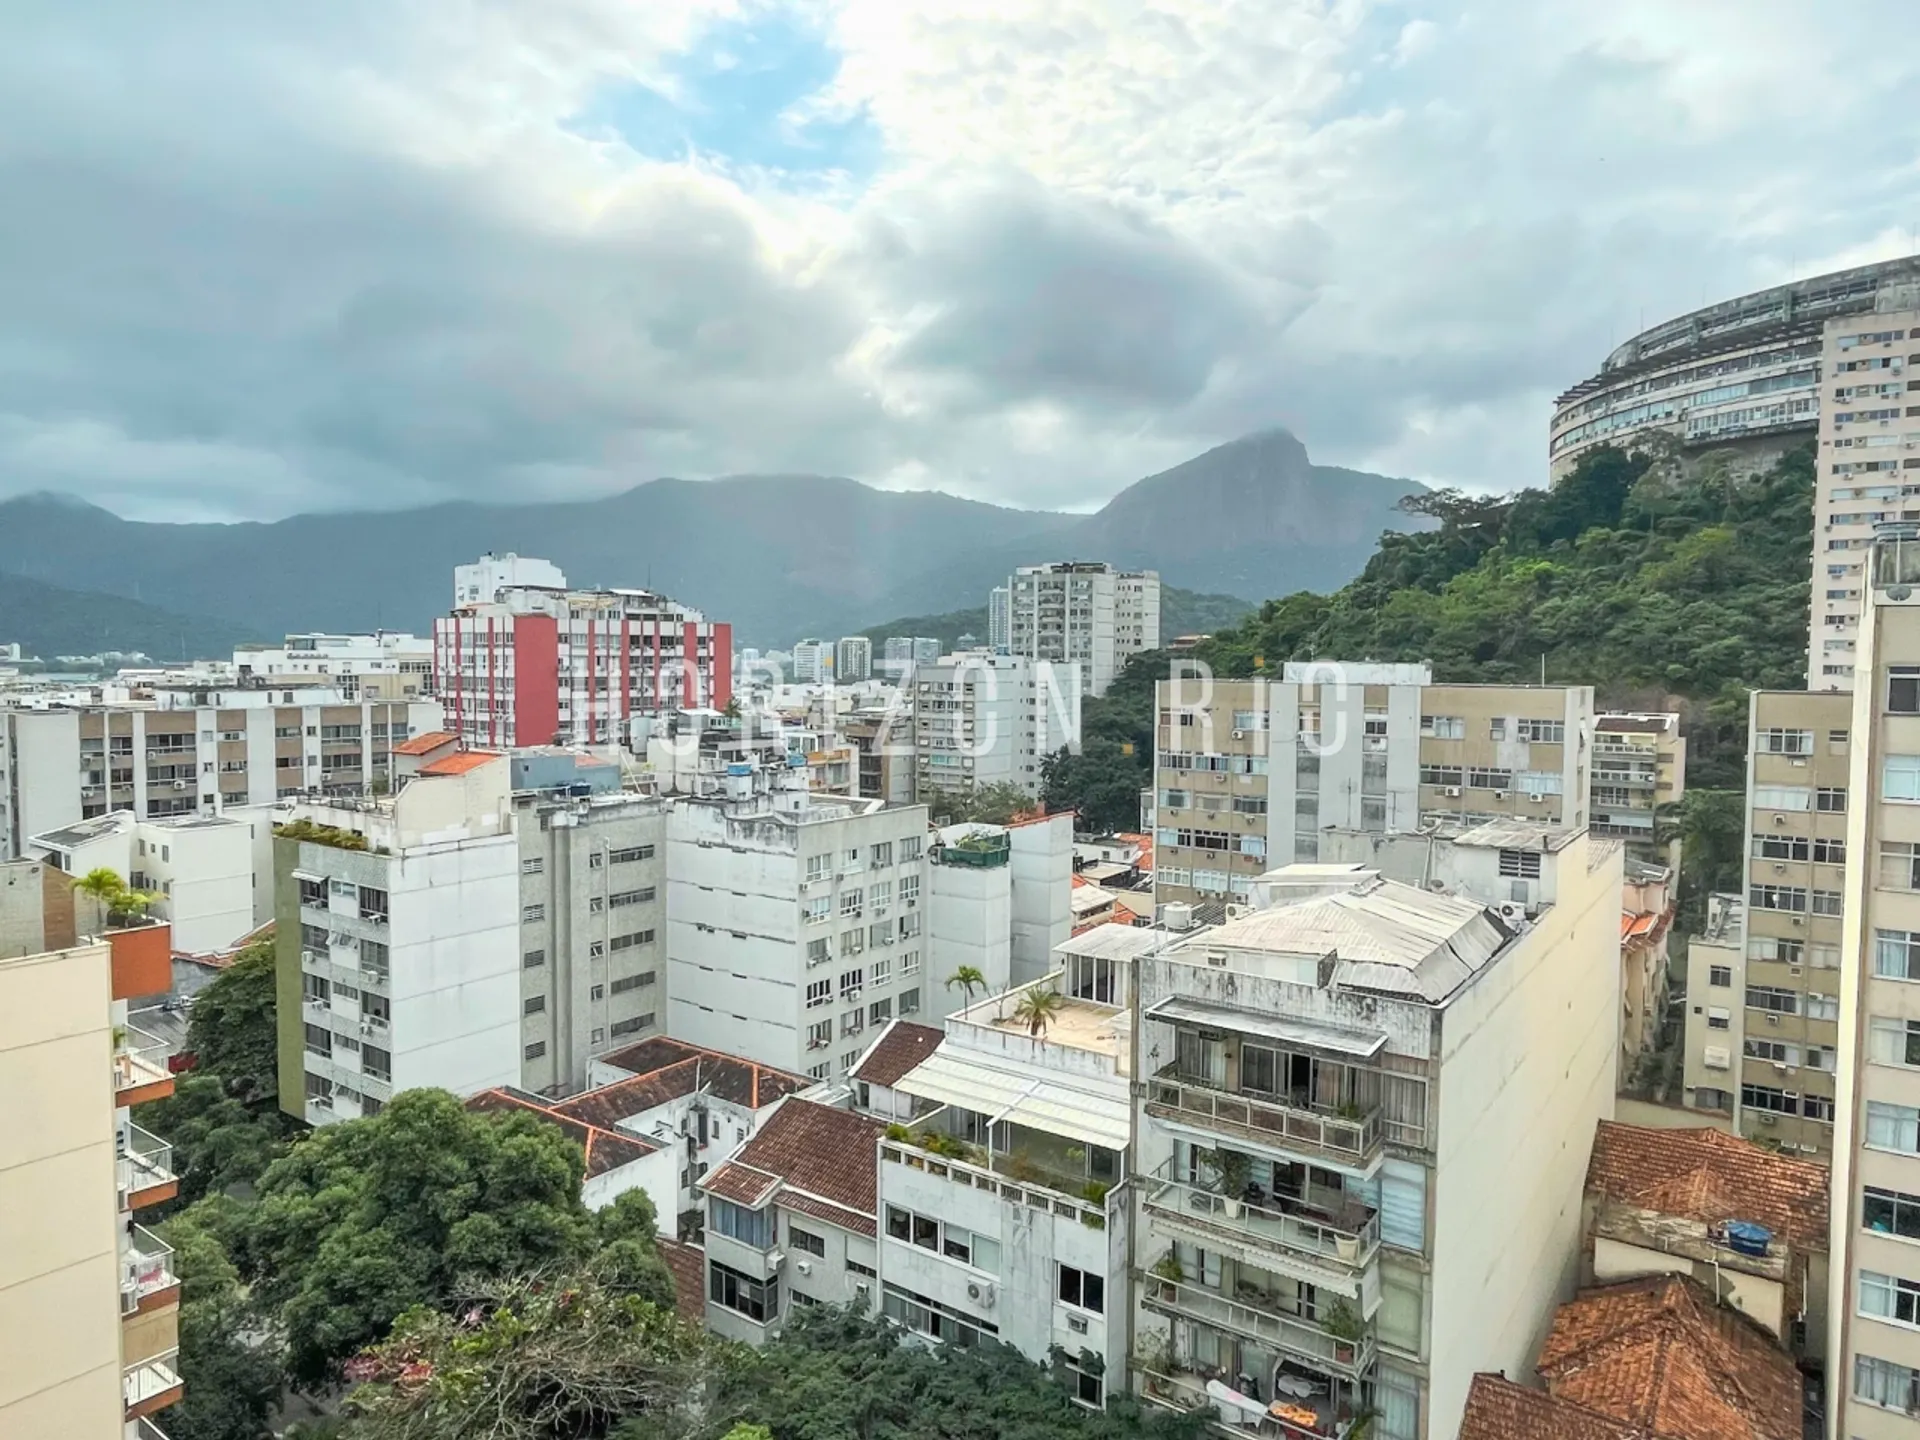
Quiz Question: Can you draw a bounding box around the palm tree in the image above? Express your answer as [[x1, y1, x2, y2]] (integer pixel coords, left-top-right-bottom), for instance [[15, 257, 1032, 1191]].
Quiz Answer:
[[945, 966, 987, 1008], [73, 866, 154, 927], [1012, 986, 1065, 1037]]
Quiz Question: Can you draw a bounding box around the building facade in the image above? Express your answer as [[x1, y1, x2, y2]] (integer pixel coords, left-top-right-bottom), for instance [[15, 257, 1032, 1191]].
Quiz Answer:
[[434, 556, 731, 748], [29, 812, 256, 955], [1005, 562, 1160, 697], [835, 637, 873, 684], [1550, 254, 1920, 480], [914, 653, 1079, 800], [1590, 712, 1687, 867], [790, 641, 830, 685], [1808, 291, 1920, 691], [233, 631, 433, 700], [1152, 664, 1593, 910]]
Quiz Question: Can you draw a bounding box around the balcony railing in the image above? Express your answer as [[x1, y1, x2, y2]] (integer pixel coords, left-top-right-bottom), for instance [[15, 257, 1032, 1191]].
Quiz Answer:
[[1139, 1274, 1375, 1381], [1146, 1071, 1381, 1170], [1142, 1159, 1379, 1277], [302, 998, 334, 1028], [124, 1348, 183, 1418], [880, 1137, 1118, 1230], [1137, 1366, 1348, 1440], [113, 1025, 174, 1104], [117, 1124, 177, 1208], [137, 1416, 174, 1440], [122, 1226, 177, 1313]]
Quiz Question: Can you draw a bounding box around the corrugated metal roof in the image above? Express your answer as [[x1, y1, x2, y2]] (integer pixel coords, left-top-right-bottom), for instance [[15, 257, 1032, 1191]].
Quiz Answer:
[[1056, 924, 1179, 962], [894, 1050, 1131, 1150], [1145, 997, 1388, 1057]]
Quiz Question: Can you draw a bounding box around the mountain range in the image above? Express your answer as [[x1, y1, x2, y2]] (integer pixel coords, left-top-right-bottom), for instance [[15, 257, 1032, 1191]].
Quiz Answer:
[[0, 429, 1424, 652]]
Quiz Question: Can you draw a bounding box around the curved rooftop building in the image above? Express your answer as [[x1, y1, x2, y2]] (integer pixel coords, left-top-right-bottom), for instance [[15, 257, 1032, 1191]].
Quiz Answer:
[[1550, 254, 1920, 478]]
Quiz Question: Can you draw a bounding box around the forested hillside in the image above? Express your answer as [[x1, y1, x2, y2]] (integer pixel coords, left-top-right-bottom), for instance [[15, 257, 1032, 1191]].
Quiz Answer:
[[1044, 444, 1815, 912]]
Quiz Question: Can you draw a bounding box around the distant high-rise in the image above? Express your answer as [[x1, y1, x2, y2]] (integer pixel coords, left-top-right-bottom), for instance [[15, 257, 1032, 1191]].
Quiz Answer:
[[1002, 562, 1159, 697], [791, 639, 831, 685], [988, 586, 1011, 652], [835, 636, 873, 683]]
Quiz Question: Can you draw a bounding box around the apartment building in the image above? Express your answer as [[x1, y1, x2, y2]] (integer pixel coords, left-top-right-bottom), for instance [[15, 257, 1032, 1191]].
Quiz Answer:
[[1129, 832, 1621, 1440], [1004, 562, 1160, 697], [926, 815, 1075, 990], [233, 631, 434, 700], [1152, 663, 1593, 909], [876, 927, 1159, 1400], [1675, 688, 1851, 1155], [835, 637, 873, 684], [1829, 523, 1920, 1437], [0, 689, 440, 856], [29, 811, 256, 955], [1810, 290, 1920, 691], [701, 1098, 887, 1344], [664, 765, 941, 1084], [1590, 712, 1687, 867], [434, 555, 731, 747], [914, 652, 1079, 800], [791, 640, 830, 685], [882, 637, 943, 676], [275, 750, 521, 1125], [0, 861, 182, 1438], [988, 588, 1012, 653], [843, 707, 915, 806]]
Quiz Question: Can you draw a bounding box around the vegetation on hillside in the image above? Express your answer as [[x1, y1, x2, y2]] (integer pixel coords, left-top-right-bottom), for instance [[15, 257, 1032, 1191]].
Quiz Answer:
[[860, 586, 1255, 655], [1043, 444, 1816, 915], [0, 571, 259, 661]]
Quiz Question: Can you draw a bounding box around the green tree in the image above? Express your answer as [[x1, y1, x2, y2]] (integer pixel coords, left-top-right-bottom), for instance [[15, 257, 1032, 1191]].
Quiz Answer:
[[242, 1089, 599, 1383], [1012, 986, 1066, 1037], [139, 1071, 291, 1213], [945, 965, 988, 1008], [343, 1267, 710, 1440], [922, 782, 1038, 826], [74, 865, 158, 925], [161, 1199, 284, 1440], [184, 936, 281, 1103], [593, 1189, 679, 1312]]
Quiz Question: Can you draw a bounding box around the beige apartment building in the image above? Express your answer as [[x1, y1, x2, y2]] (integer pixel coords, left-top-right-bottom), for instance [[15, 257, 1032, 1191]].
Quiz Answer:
[[1830, 524, 1920, 1437], [1678, 689, 1850, 1157], [0, 860, 182, 1438], [1809, 291, 1920, 691], [1152, 663, 1593, 909], [1591, 712, 1687, 868]]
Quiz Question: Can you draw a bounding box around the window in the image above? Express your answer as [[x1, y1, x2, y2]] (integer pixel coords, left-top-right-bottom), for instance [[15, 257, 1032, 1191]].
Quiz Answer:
[[1061, 1355, 1103, 1409], [1866, 1185, 1920, 1240], [841, 1009, 864, 1039], [871, 841, 893, 867], [1814, 837, 1847, 865], [1057, 1265, 1104, 1314], [1516, 770, 1563, 797], [610, 1014, 653, 1037], [806, 978, 831, 1009], [806, 854, 832, 883], [1813, 889, 1843, 917], [1818, 787, 1848, 812], [521, 857, 544, 875], [790, 1226, 826, 1258], [1883, 842, 1920, 892], [1741, 1084, 1797, 1114], [524, 1041, 546, 1060], [1749, 936, 1804, 965], [1497, 849, 1542, 879], [1745, 985, 1800, 1015], [610, 972, 656, 995], [806, 1019, 832, 1051], [803, 896, 832, 925], [1743, 1039, 1799, 1065], [1856, 1354, 1920, 1417], [709, 1260, 779, 1323], [942, 1225, 1000, 1273], [522, 903, 546, 923], [1892, 666, 1920, 714], [1706, 1007, 1730, 1030], [897, 912, 921, 940], [589, 984, 604, 1002], [870, 955, 892, 987], [711, 1199, 774, 1248], [1748, 885, 1807, 913], [1869, 1102, 1920, 1154], [869, 997, 893, 1026], [886, 1206, 940, 1251], [610, 929, 654, 951], [1516, 718, 1564, 743], [1753, 834, 1808, 862], [1709, 965, 1731, 987], [589, 852, 604, 869], [869, 880, 892, 909], [899, 836, 923, 863], [1752, 785, 1811, 811], [1879, 931, 1920, 981], [1866, 1270, 1920, 1330], [1873, 1017, 1920, 1068], [1420, 715, 1464, 739], [1488, 718, 1507, 740], [524, 995, 546, 1015], [1807, 992, 1839, 1021], [1887, 756, 1920, 802], [881, 1282, 998, 1347], [1757, 727, 1813, 755], [608, 844, 653, 864], [1419, 765, 1464, 788], [902, 949, 921, 975], [609, 888, 654, 908], [303, 1023, 332, 1058], [899, 874, 921, 904], [1467, 767, 1513, 790], [900, 987, 921, 1014], [363, 1044, 392, 1080]]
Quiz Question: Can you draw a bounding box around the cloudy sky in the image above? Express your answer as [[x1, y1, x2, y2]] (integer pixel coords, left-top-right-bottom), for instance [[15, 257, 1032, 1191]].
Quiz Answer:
[[4, 0, 1917, 522]]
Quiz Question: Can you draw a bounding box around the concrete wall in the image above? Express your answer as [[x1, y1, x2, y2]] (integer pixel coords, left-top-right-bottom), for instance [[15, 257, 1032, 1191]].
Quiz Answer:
[[929, 858, 1011, 1016], [2, 710, 83, 857], [1010, 815, 1073, 986], [141, 819, 255, 953], [1426, 834, 1621, 1440]]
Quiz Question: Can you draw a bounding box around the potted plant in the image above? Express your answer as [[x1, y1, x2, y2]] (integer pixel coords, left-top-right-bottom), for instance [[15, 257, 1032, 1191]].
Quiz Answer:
[[1133, 1335, 1174, 1395], [1206, 1148, 1252, 1218], [1149, 1252, 1184, 1301], [1320, 1297, 1364, 1365]]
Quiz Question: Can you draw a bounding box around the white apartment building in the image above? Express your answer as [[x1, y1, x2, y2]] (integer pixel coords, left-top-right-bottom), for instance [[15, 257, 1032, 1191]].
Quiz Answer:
[[928, 815, 1075, 989], [278, 751, 521, 1125], [875, 927, 1160, 1400], [1130, 834, 1621, 1440], [791, 640, 830, 685], [988, 588, 1011, 653], [1005, 562, 1160, 697], [1811, 290, 1920, 691], [664, 765, 944, 1084], [835, 637, 873, 684], [1153, 663, 1593, 909], [0, 689, 441, 857], [881, 637, 942, 675], [1591, 712, 1687, 868], [233, 631, 434, 700], [914, 653, 1080, 800], [29, 811, 256, 955], [1829, 523, 1920, 1437]]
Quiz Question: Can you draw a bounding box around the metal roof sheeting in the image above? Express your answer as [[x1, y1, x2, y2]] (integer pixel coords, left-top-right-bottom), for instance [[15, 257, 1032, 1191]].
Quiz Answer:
[[1145, 997, 1388, 1057], [894, 1050, 1131, 1150]]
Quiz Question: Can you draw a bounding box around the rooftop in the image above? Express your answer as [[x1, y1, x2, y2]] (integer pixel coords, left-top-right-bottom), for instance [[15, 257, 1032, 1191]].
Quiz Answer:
[[1457, 1374, 1653, 1440], [655, 1239, 707, 1327], [1596, 713, 1681, 736], [700, 1099, 886, 1236], [1451, 819, 1577, 853], [464, 1087, 658, 1177], [589, 1036, 811, 1115], [1534, 1276, 1800, 1440], [1586, 1122, 1829, 1255], [32, 813, 133, 848], [418, 749, 503, 777], [392, 730, 457, 756], [850, 1019, 945, 1089]]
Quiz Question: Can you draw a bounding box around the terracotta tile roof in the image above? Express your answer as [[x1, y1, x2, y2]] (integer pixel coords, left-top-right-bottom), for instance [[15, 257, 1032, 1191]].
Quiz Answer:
[[1535, 1277, 1801, 1440], [418, 749, 501, 776], [465, 1087, 657, 1177], [392, 730, 457, 756], [701, 1099, 885, 1238], [1458, 1374, 1652, 1440], [1586, 1122, 1828, 1253], [656, 1239, 707, 1326], [850, 1020, 944, 1088], [578, 1037, 811, 1122]]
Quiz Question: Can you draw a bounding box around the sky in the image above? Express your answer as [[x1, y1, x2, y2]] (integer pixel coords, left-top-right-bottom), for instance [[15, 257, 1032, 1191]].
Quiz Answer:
[[3, 0, 1918, 522]]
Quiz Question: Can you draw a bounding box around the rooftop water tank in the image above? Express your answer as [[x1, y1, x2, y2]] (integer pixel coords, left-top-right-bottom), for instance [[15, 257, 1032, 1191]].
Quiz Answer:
[[1722, 1220, 1772, 1257]]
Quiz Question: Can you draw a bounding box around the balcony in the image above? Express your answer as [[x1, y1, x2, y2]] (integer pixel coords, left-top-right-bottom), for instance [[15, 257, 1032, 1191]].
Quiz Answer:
[[124, 1348, 183, 1420], [1142, 1159, 1379, 1286], [302, 997, 335, 1028], [118, 1124, 178, 1210], [121, 1226, 179, 1315], [1136, 1362, 1362, 1440], [136, 1417, 174, 1440], [880, 1130, 1119, 1231], [1146, 1070, 1382, 1174], [1138, 1274, 1375, 1382], [114, 1024, 175, 1107]]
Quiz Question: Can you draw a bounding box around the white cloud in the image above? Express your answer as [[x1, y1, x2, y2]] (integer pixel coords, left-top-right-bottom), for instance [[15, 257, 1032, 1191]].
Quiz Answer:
[[1, 0, 1917, 521]]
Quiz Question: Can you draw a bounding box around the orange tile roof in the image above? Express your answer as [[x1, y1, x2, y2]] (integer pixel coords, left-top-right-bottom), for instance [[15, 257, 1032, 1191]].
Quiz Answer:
[[655, 1238, 707, 1326], [464, 1087, 657, 1177], [1118, 831, 1154, 870], [1458, 1374, 1652, 1440], [1586, 1122, 1828, 1253], [584, 1037, 811, 1115], [392, 730, 457, 756], [850, 1020, 944, 1088], [418, 749, 500, 776], [1535, 1277, 1800, 1440], [701, 1099, 885, 1237]]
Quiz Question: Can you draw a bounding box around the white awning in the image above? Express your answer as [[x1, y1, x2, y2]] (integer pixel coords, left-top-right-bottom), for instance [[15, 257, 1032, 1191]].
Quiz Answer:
[[1145, 997, 1388, 1058], [895, 1051, 1131, 1151]]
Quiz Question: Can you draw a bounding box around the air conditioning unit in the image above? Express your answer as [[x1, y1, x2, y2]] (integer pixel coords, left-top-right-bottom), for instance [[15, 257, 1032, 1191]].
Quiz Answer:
[[1757, 1112, 1778, 1126], [1773, 1061, 1788, 1072], [1492, 791, 1508, 800], [1444, 786, 1462, 798], [1772, 863, 1786, 874], [1497, 902, 1528, 924], [1791, 915, 1806, 927], [1231, 729, 1244, 740], [172, 780, 188, 791], [854, 1281, 871, 1301], [1067, 1314, 1089, 1335], [966, 1280, 996, 1308], [1767, 1013, 1781, 1026], [795, 1259, 813, 1276]]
